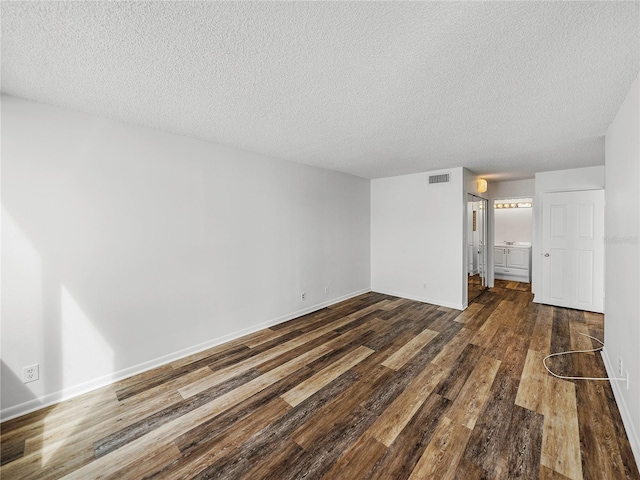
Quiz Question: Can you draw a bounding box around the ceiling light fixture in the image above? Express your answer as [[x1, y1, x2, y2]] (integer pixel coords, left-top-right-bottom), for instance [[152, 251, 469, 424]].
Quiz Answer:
[[477, 178, 488, 193]]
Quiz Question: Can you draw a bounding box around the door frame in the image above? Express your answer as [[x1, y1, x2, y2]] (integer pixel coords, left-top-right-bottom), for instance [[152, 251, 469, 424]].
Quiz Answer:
[[491, 195, 534, 285], [534, 188, 605, 313], [466, 194, 489, 305], [532, 185, 604, 302]]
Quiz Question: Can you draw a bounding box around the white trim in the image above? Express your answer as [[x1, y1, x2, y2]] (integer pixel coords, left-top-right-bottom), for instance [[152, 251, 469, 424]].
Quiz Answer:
[[371, 288, 464, 311], [602, 347, 640, 467], [0, 288, 370, 422]]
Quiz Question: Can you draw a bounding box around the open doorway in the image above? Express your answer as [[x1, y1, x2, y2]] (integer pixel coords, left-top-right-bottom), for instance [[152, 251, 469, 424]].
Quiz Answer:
[[467, 194, 488, 302], [493, 197, 533, 283]]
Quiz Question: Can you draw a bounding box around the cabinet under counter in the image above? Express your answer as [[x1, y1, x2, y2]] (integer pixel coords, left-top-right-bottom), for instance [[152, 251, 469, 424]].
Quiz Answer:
[[494, 246, 531, 282]]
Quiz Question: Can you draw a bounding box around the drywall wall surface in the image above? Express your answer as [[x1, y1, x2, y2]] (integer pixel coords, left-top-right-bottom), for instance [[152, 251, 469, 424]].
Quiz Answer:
[[491, 179, 535, 200], [604, 74, 640, 464], [371, 167, 465, 309], [494, 208, 533, 245], [535, 166, 604, 193], [1, 95, 371, 418], [531, 165, 605, 297]]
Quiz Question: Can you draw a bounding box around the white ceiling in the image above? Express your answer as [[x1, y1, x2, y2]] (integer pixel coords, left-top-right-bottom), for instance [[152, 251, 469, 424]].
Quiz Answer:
[[2, 1, 638, 180]]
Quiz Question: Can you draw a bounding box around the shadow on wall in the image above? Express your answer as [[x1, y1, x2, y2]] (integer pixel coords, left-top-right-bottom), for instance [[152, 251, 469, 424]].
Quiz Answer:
[[2, 204, 116, 411], [0, 360, 41, 413], [0, 361, 40, 465]]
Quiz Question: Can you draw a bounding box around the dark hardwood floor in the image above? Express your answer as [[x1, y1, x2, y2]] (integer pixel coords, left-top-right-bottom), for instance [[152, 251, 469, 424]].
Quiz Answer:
[[1, 280, 638, 479], [467, 273, 485, 303]]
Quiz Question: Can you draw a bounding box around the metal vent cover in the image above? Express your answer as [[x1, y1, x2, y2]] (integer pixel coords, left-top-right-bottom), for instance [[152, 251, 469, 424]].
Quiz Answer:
[[428, 173, 450, 184]]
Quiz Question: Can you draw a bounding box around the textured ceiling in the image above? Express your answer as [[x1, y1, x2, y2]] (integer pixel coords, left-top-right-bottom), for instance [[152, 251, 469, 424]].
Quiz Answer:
[[2, 1, 638, 180]]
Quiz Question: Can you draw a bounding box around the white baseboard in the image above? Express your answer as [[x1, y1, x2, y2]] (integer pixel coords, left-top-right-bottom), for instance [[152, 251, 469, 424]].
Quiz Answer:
[[601, 348, 640, 467], [371, 288, 464, 311], [0, 288, 370, 422]]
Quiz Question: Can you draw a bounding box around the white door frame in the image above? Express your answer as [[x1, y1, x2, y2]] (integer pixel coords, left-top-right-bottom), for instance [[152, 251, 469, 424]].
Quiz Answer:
[[537, 189, 605, 313]]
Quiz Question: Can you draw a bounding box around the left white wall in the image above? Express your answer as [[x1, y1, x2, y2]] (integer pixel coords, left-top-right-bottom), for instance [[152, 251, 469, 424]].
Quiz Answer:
[[1, 95, 371, 419]]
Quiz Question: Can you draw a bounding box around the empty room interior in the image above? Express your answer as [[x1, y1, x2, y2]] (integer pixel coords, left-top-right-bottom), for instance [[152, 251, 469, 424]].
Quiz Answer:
[[1, 2, 640, 479]]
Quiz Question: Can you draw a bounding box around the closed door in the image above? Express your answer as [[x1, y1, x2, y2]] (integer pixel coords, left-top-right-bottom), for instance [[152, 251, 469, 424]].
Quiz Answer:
[[540, 190, 604, 312]]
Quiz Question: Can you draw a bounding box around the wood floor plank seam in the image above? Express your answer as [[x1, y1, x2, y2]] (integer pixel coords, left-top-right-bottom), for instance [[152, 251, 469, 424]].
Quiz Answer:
[[380, 327, 439, 371], [281, 345, 375, 407], [366, 362, 447, 447]]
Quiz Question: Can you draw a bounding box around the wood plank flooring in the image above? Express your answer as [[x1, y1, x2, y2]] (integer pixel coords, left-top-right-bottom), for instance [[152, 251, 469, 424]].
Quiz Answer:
[[1, 281, 638, 479]]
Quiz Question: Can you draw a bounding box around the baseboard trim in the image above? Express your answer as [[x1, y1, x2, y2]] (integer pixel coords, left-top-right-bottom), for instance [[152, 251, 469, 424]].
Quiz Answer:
[[371, 288, 464, 311], [0, 288, 371, 422], [601, 347, 640, 467]]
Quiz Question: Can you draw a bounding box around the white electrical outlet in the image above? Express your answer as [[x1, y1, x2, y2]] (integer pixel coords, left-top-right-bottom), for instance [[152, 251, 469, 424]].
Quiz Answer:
[[423, 282, 427, 289], [301, 292, 306, 301], [23, 364, 39, 384], [324, 286, 329, 294], [619, 357, 624, 376]]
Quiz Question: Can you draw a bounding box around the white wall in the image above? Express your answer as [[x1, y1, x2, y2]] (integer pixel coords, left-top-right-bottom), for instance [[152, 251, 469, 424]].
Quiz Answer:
[[532, 166, 605, 298], [491, 179, 535, 200], [603, 74, 640, 464], [494, 208, 533, 245], [1, 95, 371, 419], [371, 167, 465, 310]]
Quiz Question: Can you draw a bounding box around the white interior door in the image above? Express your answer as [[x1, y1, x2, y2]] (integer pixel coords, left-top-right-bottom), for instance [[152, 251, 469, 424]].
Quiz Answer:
[[540, 190, 604, 313]]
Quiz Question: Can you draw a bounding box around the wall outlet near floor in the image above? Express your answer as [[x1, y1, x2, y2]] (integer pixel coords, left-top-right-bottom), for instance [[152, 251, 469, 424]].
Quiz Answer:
[[324, 286, 329, 294], [619, 357, 624, 376], [301, 292, 306, 301], [423, 282, 427, 289], [23, 364, 39, 384]]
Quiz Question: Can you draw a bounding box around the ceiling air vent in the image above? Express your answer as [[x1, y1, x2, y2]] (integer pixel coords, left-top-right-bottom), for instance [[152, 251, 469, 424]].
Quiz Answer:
[[428, 173, 450, 184]]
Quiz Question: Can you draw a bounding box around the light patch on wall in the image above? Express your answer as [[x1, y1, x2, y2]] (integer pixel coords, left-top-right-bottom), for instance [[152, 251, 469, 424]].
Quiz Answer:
[[41, 286, 115, 464], [61, 285, 114, 391]]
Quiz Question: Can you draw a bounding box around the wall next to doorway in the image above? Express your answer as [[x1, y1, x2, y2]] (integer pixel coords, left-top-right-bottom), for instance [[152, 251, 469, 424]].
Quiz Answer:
[[491, 179, 535, 200], [371, 167, 466, 310], [603, 74, 640, 464]]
